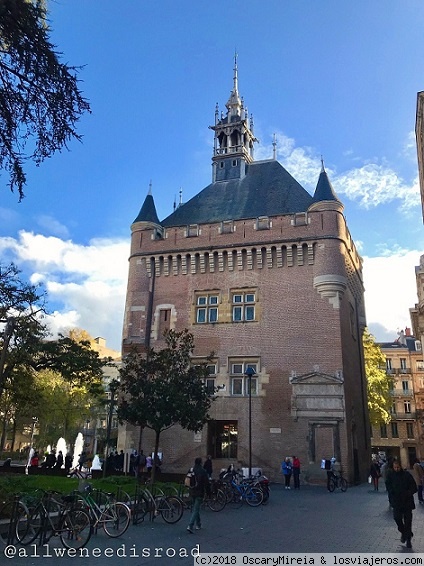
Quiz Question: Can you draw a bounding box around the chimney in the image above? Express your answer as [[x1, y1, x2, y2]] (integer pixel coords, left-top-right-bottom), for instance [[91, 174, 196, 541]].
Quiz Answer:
[[405, 327, 411, 337]]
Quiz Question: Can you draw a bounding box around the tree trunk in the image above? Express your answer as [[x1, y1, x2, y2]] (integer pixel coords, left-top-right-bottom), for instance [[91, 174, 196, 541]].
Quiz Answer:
[[11, 418, 17, 452], [151, 430, 161, 484]]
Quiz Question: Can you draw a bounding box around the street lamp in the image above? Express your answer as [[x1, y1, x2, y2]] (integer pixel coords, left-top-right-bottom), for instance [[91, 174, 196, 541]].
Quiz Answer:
[[244, 366, 256, 477], [103, 379, 119, 478]]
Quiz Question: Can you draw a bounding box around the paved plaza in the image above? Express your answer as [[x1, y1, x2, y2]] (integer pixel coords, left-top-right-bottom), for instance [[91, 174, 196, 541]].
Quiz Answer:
[[3, 482, 424, 565]]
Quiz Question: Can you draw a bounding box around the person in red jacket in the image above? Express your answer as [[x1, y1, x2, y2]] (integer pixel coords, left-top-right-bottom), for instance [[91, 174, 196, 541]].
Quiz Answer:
[[292, 456, 301, 489]]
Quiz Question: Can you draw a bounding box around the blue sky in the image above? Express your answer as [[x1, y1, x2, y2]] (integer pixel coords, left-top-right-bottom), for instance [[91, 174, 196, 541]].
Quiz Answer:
[[1, 0, 424, 351]]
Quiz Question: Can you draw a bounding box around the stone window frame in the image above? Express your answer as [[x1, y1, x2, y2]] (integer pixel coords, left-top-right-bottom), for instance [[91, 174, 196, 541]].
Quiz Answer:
[[231, 289, 256, 322], [192, 358, 219, 395], [229, 359, 259, 397], [195, 292, 220, 324]]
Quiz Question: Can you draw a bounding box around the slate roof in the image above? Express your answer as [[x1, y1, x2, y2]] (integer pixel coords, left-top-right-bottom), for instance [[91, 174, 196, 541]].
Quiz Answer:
[[161, 160, 313, 227], [133, 193, 160, 225], [312, 169, 341, 204]]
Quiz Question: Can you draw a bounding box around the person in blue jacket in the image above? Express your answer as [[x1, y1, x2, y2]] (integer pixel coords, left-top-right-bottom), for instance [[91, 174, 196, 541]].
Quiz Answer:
[[281, 457, 293, 489]]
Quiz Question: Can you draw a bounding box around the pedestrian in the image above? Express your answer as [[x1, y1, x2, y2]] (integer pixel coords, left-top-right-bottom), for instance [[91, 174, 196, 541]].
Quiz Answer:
[[55, 450, 64, 470], [186, 457, 208, 534], [138, 450, 147, 476], [281, 457, 292, 489], [146, 454, 153, 475], [64, 453, 72, 473], [292, 455, 301, 489], [385, 458, 417, 548], [203, 455, 213, 479], [369, 458, 381, 491], [78, 450, 88, 471], [411, 458, 424, 504], [30, 451, 39, 467]]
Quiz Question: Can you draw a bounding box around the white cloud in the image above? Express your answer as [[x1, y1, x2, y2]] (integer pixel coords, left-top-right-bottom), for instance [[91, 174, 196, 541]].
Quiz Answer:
[[334, 165, 419, 211], [256, 130, 420, 212], [0, 231, 129, 350], [36, 215, 70, 239], [362, 250, 419, 341]]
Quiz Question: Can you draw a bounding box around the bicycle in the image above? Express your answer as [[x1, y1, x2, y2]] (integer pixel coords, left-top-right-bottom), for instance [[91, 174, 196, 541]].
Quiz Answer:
[[229, 476, 263, 507], [67, 467, 92, 479], [0, 494, 34, 545], [75, 484, 131, 537], [328, 470, 348, 492], [132, 484, 183, 525], [180, 482, 226, 512], [15, 490, 92, 550]]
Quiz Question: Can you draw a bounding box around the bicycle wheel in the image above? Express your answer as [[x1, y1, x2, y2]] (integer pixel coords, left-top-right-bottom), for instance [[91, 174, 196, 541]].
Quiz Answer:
[[245, 486, 263, 507], [0, 499, 30, 545], [103, 502, 131, 537], [206, 489, 226, 512], [228, 491, 243, 509], [221, 482, 234, 503], [261, 486, 270, 505], [340, 478, 348, 492], [328, 477, 336, 493], [15, 504, 43, 545], [132, 492, 150, 525], [59, 509, 92, 550], [160, 496, 184, 524]]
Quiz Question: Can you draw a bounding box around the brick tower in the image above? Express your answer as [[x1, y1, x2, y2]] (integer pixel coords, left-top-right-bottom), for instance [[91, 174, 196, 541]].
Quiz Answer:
[[121, 59, 371, 483]]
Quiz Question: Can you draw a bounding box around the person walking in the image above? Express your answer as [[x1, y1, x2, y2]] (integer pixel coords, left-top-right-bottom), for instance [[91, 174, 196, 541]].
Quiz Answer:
[[292, 456, 301, 489], [203, 455, 213, 479], [385, 458, 417, 548], [281, 457, 292, 489], [411, 458, 424, 504], [369, 458, 381, 491], [187, 457, 208, 534], [146, 455, 153, 475]]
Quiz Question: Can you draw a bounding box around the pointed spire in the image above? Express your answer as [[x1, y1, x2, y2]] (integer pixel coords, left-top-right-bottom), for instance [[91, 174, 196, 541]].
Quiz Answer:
[[272, 133, 277, 160], [309, 163, 343, 213], [225, 50, 242, 115], [132, 183, 160, 225], [233, 50, 239, 95]]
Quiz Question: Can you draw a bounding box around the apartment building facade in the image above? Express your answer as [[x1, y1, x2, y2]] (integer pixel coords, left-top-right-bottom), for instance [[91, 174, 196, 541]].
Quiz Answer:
[[371, 331, 424, 467]]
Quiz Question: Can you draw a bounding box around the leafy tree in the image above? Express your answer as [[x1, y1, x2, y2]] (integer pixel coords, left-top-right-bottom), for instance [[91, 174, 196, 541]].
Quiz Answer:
[[0, 0, 90, 200], [117, 329, 214, 482], [363, 328, 393, 426], [0, 262, 48, 400]]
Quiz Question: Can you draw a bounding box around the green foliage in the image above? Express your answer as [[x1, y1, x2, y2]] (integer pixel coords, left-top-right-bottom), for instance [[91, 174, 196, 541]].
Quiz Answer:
[[118, 329, 214, 433], [0, 0, 90, 199], [117, 329, 214, 482], [363, 328, 393, 426]]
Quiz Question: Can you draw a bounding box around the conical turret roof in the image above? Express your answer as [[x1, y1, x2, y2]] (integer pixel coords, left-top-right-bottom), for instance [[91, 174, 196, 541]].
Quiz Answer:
[[133, 191, 160, 225]]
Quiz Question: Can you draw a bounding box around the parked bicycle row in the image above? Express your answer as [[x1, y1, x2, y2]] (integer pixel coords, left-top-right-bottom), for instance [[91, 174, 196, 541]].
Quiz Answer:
[[0, 471, 271, 550]]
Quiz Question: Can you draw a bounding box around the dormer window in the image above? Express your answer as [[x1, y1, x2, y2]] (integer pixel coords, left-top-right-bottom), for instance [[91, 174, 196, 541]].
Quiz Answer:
[[187, 224, 199, 237], [256, 216, 270, 230]]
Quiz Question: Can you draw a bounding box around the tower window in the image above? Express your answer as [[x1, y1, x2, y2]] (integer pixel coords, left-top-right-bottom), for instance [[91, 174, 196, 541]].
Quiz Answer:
[[232, 159, 238, 167], [196, 293, 219, 323], [232, 291, 256, 322], [219, 162, 224, 169]]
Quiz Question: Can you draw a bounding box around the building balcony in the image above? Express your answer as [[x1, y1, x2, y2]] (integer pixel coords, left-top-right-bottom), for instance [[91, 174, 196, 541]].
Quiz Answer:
[[390, 389, 414, 397], [390, 412, 416, 420]]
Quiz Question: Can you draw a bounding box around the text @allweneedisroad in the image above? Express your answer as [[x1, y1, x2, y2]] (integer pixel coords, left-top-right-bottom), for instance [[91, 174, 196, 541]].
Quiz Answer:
[[2, 542, 200, 560]]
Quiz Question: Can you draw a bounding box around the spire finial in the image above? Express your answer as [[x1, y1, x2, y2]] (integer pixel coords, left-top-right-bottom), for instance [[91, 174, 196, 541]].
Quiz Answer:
[[148, 179, 152, 195], [179, 187, 183, 206], [272, 133, 277, 160], [233, 49, 238, 93], [321, 156, 325, 172]]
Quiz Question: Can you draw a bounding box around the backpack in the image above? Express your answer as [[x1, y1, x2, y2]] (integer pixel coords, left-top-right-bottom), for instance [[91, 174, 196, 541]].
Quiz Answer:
[[184, 467, 197, 488]]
